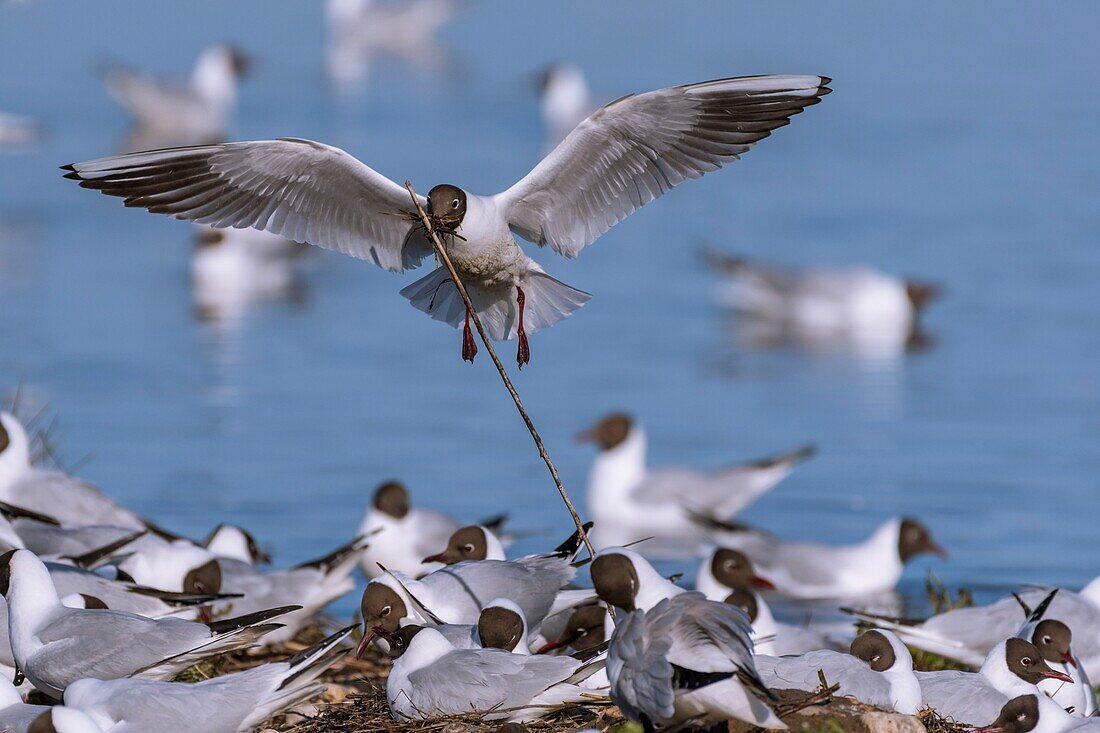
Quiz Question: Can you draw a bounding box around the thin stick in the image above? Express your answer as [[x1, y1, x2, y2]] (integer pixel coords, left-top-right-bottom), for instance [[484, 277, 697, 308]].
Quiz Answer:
[[403, 181, 595, 560]]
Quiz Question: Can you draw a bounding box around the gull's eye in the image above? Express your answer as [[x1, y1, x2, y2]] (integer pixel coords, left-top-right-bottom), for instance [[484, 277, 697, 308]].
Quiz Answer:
[[381, 605, 391, 617], [462, 543, 474, 553], [1021, 656, 1032, 666], [1042, 636, 1052, 644], [451, 199, 460, 209], [577, 629, 588, 637], [871, 655, 881, 662]]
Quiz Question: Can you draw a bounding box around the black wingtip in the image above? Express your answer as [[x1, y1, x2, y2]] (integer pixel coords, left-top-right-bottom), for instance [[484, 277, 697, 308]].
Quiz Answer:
[[1029, 589, 1059, 623], [549, 521, 595, 558], [207, 604, 302, 633], [62, 171, 83, 181], [60, 163, 75, 172]]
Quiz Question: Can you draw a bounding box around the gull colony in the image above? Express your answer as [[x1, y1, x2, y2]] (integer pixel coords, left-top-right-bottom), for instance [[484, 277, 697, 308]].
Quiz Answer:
[[0, 4, 1067, 729]]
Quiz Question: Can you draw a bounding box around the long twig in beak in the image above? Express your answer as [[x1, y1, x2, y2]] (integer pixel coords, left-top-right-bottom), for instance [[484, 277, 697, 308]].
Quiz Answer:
[[403, 181, 597, 564]]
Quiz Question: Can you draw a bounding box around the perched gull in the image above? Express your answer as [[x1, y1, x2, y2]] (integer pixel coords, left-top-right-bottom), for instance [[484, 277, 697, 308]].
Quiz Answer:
[[59, 624, 354, 732], [755, 629, 922, 714], [695, 548, 828, 655], [709, 516, 946, 599], [0, 413, 147, 530], [970, 694, 1082, 733], [535, 64, 593, 144], [916, 638, 1074, 726], [422, 522, 588, 566], [0, 549, 293, 698], [578, 412, 814, 554], [1011, 593, 1095, 717], [64, 74, 832, 367], [591, 548, 785, 730], [104, 45, 251, 148], [377, 624, 604, 722], [848, 576, 1100, 678]]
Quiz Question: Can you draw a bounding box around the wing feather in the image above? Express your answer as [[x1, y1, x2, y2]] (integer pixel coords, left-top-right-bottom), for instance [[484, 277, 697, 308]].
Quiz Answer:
[[63, 139, 432, 273], [497, 75, 830, 258]]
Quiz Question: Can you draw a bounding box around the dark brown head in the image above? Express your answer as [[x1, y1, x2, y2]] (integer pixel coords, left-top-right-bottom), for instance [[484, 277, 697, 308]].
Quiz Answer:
[[0, 549, 15, 597], [372, 481, 409, 520], [0, 418, 9, 454], [80, 594, 108, 610], [27, 710, 57, 733], [710, 548, 773, 590], [722, 588, 759, 622], [851, 630, 896, 672], [576, 413, 633, 451], [905, 280, 941, 312], [1031, 620, 1075, 668], [974, 695, 1040, 733], [196, 228, 225, 250], [228, 47, 253, 78], [182, 559, 222, 595], [898, 518, 947, 563], [426, 185, 467, 231], [423, 525, 487, 565], [1005, 637, 1073, 684], [591, 553, 639, 611], [361, 582, 408, 635], [478, 605, 525, 652], [565, 604, 608, 652], [385, 624, 425, 660]]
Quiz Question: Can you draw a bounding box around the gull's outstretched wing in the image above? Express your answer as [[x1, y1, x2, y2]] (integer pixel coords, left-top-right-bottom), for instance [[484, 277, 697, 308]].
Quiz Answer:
[[497, 75, 831, 259], [63, 138, 432, 273]]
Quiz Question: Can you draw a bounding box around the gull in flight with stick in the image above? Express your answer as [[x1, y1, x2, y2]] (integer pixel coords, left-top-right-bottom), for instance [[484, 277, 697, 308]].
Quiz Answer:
[[62, 74, 831, 367]]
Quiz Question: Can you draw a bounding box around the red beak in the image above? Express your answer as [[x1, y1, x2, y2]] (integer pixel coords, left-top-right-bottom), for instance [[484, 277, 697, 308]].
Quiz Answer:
[[1061, 652, 1077, 669], [535, 638, 567, 654], [199, 606, 213, 624], [750, 575, 775, 590], [422, 552, 451, 564], [929, 542, 949, 560], [355, 625, 387, 659], [574, 428, 595, 445], [1044, 668, 1074, 683]]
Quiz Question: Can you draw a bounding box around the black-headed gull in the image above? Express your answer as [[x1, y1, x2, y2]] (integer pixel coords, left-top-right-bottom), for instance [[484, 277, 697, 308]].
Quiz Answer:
[[63, 74, 831, 367], [578, 412, 814, 554], [0, 550, 294, 698], [849, 577, 1100, 678], [1012, 595, 1095, 717], [710, 516, 946, 599], [536, 64, 593, 144], [104, 45, 251, 147], [0, 413, 146, 530], [191, 226, 301, 324], [704, 249, 940, 355], [916, 638, 1074, 726], [755, 629, 921, 714], [696, 547, 827, 655], [358, 547, 579, 656], [358, 480, 470, 578], [422, 522, 588, 566], [378, 623, 604, 722], [971, 694, 1084, 733], [592, 547, 784, 730], [59, 624, 353, 732]]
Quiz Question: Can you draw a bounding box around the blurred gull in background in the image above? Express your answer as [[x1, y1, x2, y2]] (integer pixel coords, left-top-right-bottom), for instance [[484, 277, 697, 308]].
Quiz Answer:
[[535, 63, 593, 146], [104, 44, 252, 151], [0, 111, 40, 148]]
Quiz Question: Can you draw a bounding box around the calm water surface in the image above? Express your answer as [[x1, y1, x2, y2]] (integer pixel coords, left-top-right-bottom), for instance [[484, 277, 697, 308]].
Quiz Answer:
[[1, 2, 1098, 620]]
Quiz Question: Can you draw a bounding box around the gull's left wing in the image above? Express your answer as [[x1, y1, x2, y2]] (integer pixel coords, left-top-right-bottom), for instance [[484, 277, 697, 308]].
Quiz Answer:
[[496, 75, 831, 259]]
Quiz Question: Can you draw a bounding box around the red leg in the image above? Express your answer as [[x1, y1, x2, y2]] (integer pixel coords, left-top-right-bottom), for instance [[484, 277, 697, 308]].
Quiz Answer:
[[516, 286, 530, 368], [462, 307, 477, 363]]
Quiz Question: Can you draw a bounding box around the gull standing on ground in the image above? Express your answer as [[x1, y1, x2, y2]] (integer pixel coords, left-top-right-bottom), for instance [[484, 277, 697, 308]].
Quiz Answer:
[[578, 412, 814, 554], [58, 625, 354, 733], [591, 548, 785, 730], [64, 74, 831, 367], [0, 413, 147, 530], [0, 550, 295, 698], [104, 45, 251, 148], [696, 548, 827, 655], [754, 629, 921, 714], [378, 624, 604, 722], [916, 638, 1074, 726], [849, 576, 1100, 678], [709, 516, 947, 599]]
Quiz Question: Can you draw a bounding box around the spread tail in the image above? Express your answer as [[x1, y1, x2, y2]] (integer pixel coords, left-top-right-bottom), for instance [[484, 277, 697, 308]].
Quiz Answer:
[[400, 267, 590, 340]]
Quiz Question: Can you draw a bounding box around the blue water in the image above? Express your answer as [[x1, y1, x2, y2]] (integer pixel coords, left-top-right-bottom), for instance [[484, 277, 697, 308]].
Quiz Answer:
[[1, 1, 1099, 621]]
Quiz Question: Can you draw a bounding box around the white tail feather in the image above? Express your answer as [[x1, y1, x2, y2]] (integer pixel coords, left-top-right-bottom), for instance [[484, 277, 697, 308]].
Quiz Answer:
[[400, 268, 590, 340]]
